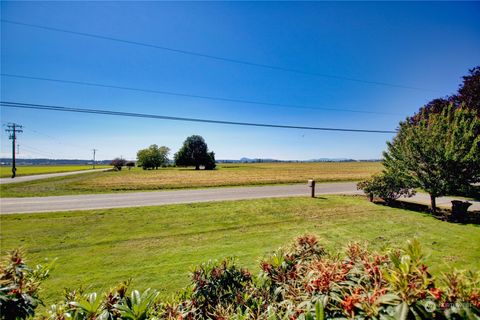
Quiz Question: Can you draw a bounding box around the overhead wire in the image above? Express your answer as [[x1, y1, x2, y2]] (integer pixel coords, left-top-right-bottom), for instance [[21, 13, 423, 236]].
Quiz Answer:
[[0, 73, 400, 115], [0, 101, 397, 134], [1, 19, 435, 92]]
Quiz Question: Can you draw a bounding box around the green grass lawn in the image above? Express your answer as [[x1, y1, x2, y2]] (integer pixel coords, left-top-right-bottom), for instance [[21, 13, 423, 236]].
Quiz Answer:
[[0, 165, 111, 178], [1, 196, 478, 307], [0, 162, 381, 197]]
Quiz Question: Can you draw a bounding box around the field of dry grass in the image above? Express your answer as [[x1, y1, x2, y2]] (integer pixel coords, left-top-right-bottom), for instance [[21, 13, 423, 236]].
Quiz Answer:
[[84, 162, 383, 190], [0, 162, 382, 197]]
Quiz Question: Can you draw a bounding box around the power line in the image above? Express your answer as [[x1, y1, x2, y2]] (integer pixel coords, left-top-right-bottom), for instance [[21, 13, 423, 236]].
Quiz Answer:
[[1, 19, 434, 92], [0, 101, 396, 134], [3, 121, 91, 150], [23, 126, 88, 150], [0, 73, 399, 115], [20, 144, 59, 158]]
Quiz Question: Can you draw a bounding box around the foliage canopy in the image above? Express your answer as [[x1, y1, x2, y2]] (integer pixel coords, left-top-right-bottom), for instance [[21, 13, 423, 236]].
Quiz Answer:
[[136, 145, 170, 170], [357, 172, 416, 203], [174, 135, 216, 170], [383, 104, 480, 212]]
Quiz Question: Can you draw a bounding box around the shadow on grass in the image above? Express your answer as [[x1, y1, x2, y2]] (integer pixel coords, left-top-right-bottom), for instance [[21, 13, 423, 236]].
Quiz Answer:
[[370, 198, 480, 226]]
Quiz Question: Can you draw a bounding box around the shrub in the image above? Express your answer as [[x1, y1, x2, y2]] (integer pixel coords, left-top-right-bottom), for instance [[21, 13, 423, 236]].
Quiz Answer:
[[126, 161, 135, 170], [357, 173, 416, 204], [0, 249, 52, 320], [110, 158, 127, 171], [7, 237, 480, 319]]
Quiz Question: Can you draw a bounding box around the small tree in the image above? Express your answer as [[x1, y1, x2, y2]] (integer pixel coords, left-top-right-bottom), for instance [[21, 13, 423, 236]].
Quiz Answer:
[[204, 151, 216, 170], [174, 135, 216, 170], [357, 173, 416, 204], [383, 104, 480, 213], [126, 161, 135, 170], [137, 145, 170, 170], [110, 158, 127, 171]]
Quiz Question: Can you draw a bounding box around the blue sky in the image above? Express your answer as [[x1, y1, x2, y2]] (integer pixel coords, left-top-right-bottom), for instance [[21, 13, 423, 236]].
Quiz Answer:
[[1, 1, 479, 161]]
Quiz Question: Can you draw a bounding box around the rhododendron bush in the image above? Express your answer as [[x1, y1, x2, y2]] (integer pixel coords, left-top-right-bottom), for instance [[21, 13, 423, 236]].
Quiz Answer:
[[1, 237, 479, 319]]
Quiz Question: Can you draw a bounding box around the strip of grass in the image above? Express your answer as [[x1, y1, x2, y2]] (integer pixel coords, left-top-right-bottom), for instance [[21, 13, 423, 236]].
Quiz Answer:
[[0, 162, 381, 197], [1, 196, 478, 307], [0, 165, 111, 178]]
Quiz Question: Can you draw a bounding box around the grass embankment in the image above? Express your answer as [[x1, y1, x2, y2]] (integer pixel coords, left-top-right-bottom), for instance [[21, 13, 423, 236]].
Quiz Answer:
[[1, 196, 478, 306], [0, 162, 381, 197], [0, 165, 111, 178]]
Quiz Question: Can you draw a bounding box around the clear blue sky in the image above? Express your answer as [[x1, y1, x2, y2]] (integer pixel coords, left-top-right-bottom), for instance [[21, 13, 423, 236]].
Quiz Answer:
[[1, 1, 479, 161]]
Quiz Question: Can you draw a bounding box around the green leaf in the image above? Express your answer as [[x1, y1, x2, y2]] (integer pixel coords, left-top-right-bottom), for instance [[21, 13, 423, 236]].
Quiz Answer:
[[315, 300, 325, 320]]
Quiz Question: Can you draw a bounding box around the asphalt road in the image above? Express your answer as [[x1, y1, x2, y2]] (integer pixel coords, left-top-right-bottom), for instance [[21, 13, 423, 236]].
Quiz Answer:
[[0, 168, 110, 184], [0, 182, 360, 214], [1, 182, 478, 214]]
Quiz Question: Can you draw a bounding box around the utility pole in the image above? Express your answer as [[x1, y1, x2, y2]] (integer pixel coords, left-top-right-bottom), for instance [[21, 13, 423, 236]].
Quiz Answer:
[[5, 123, 23, 178], [92, 148, 98, 169]]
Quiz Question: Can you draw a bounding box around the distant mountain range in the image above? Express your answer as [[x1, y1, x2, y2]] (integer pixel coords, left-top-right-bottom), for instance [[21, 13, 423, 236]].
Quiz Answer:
[[218, 157, 380, 163], [0, 157, 380, 166]]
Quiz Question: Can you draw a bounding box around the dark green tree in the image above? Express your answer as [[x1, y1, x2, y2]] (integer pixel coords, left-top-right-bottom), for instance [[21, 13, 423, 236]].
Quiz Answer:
[[174, 135, 216, 170], [126, 161, 135, 170], [383, 104, 480, 213], [136, 145, 170, 170]]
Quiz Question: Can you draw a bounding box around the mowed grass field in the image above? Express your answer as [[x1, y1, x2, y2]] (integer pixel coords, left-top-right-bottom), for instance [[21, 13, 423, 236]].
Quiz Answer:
[[1, 196, 478, 307], [0, 165, 111, 178], [0, 162, 381, 197]]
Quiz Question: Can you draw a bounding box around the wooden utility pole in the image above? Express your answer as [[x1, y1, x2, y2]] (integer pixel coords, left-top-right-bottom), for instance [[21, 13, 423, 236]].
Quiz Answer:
[[92, 148, 98, 169], [5, 123, 23, 178]]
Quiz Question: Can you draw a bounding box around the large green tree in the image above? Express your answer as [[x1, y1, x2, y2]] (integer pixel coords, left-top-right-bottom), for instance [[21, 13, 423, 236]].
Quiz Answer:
[[383, 104, 479, 213], [174, 135, 216, 170], [136, 144, 170, 170]]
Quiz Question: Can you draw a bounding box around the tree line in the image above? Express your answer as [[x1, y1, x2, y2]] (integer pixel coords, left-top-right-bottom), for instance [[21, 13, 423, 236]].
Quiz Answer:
[[110, 135, 216, 171]]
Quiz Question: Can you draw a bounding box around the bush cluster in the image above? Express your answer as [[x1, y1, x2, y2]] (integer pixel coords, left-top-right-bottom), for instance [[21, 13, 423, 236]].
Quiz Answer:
[[2, 237, 479, 320], [0, 250, 52, 319], [110, 158, 127, 171], [357, 173, 416, 204]]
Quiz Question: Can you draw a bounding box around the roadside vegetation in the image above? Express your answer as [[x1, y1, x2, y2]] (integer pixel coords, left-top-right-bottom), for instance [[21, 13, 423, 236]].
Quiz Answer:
[[4, 236, 478, 319], [0, 165, 110, 178], [1, 196, 478, 309], [0, 161, 381, 197]]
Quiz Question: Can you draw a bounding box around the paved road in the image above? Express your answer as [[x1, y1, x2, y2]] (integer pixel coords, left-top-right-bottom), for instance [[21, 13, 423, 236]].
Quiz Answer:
[[1, 182, 478, 214], [0, 168, 111, 185], [0, 182, 360, 214]]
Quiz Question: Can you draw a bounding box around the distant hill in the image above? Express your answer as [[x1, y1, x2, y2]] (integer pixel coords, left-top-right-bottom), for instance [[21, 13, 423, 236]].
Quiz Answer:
[[218, 158, 380, 163]]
